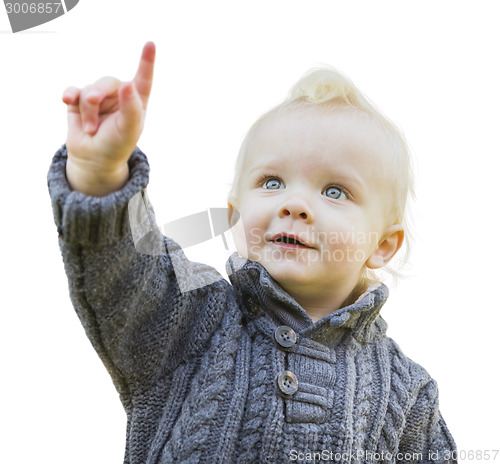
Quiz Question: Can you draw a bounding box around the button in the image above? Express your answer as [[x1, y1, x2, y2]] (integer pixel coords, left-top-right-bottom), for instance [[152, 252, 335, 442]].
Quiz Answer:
[[277, 370, 299, 395], [251, 303, 260, 313], [274, 326, 297, 348], [243, 294, 260, 313]]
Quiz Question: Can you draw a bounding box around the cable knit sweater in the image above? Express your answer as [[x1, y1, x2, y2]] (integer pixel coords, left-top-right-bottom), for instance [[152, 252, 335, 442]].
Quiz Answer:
[[48, 145, 457, 464]]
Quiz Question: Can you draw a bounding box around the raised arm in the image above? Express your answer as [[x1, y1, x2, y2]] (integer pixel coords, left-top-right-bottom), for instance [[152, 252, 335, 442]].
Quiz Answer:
[[48, 43, 227, 404]]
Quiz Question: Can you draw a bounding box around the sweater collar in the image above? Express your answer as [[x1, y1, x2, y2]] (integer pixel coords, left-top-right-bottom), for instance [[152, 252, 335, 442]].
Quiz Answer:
[[227, 253, 388, 344]]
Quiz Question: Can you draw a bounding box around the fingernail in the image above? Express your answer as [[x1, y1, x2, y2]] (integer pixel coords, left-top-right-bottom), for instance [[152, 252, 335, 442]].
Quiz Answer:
[[85, 123, 94, 133]]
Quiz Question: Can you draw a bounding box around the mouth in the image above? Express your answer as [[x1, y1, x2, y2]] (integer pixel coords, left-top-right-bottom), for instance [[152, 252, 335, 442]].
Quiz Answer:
[[270, 233, 313, 249]]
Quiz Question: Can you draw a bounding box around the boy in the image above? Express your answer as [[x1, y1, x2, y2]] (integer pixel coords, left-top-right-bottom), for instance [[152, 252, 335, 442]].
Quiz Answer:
[[48, 42, 457, 463]]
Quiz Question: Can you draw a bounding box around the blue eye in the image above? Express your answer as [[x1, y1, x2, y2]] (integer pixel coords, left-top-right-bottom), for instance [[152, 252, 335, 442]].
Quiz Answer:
[[263, 178, 283, 190], [323, 186, 347, 200]]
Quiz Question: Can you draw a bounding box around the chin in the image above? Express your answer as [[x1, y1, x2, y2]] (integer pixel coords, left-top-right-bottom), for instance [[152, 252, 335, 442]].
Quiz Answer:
[[263, 261, 314, 287]]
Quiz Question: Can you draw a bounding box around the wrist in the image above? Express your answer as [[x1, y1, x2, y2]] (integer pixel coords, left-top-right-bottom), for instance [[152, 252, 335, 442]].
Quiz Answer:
[[66, 156, 130, 197]]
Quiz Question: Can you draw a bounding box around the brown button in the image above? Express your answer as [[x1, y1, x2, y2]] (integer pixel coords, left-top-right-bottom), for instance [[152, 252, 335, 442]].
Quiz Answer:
[[274, 326, 297, 348], [277, 370, 299, 396], [244, 294, 259, 313]]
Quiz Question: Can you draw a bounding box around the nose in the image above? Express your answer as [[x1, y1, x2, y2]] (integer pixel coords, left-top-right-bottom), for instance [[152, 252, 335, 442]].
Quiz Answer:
[[279, 195, 314, 223]]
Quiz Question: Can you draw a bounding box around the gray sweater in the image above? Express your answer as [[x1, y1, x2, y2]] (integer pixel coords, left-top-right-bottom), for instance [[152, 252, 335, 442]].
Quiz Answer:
[[48, 145, 457, 464]]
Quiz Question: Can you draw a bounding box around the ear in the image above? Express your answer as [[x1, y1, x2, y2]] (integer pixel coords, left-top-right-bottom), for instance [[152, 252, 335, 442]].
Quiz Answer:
[[227, 203, 240, 228], [366, 225, 404, 270]]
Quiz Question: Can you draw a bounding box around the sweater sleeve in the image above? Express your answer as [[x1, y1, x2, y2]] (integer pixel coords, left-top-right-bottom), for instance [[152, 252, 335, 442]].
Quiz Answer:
[[397, 378, 457, 464], [47, 145, 228, 402]]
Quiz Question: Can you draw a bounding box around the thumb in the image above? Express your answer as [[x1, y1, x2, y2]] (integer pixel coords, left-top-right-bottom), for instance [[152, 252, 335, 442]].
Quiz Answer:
[[117, 81, 143, 134]]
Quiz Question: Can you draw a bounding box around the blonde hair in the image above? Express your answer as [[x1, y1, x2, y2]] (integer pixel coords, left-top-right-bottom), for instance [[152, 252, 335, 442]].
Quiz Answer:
[[228, 67, 415, 283]]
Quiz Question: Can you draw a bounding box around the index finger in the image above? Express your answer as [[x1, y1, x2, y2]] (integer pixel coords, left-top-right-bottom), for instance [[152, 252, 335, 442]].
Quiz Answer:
[[133, 41, 156, 107]]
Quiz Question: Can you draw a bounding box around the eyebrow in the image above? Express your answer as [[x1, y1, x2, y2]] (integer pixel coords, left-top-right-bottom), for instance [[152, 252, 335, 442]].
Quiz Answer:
[[329, 171, 365, 189], [248, 165, 277, 175]]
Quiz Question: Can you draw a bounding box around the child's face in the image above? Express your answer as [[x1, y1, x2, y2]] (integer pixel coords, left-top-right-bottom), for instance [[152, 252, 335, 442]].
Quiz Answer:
[[229, 106, 401, 298]]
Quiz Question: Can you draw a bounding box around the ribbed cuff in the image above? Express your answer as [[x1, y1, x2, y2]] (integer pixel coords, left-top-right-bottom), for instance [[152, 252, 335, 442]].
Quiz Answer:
[[47, 144, 150, 247]]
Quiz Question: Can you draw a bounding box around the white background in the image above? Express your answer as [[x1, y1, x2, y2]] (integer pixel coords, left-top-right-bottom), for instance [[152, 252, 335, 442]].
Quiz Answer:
[[1, 1, 499, 462]]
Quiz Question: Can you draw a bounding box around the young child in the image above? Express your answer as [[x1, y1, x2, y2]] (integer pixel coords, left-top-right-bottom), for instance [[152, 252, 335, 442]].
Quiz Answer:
[[48, 42, 457, 463]]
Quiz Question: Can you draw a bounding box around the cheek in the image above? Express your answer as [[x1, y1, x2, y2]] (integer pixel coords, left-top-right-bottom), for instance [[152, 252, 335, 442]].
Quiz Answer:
[[240, 202, 267, 238], [229, 203, 266, 257], [321, 213, 381, 261]]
